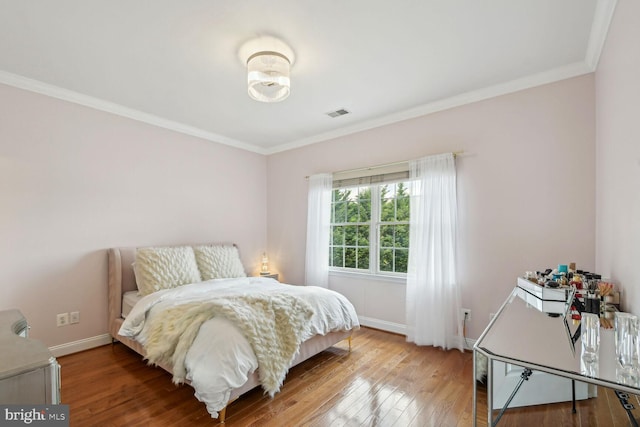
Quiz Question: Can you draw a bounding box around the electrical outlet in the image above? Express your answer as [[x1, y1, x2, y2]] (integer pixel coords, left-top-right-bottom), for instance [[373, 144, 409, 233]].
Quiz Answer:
[[56, 313, 69, 327], [461, 308, 471, 321], [70, 311, 80, 324]]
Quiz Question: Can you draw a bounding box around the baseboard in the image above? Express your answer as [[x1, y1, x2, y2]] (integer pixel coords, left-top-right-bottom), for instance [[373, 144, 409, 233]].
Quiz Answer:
[[46, 327, 474, 357], [49, 333, 112, 357], [357, 317, 477, 351], [358, 316, 407, 335]]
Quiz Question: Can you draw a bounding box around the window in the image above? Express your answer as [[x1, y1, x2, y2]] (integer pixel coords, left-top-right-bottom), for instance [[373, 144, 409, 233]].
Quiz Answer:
[[330, 181, 411, 275]]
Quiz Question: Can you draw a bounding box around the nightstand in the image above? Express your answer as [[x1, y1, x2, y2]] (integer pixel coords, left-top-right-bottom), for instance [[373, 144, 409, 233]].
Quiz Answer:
[[260, 273, 279, 281]]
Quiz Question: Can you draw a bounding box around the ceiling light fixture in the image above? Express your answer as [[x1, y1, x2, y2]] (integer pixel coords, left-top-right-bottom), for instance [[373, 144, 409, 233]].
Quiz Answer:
[[247, 51, 290, 102], [239, 36, 295, 103]]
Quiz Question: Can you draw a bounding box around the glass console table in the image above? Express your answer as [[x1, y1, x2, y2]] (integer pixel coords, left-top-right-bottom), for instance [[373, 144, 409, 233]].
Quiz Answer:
[[473, 282, 640, 426]]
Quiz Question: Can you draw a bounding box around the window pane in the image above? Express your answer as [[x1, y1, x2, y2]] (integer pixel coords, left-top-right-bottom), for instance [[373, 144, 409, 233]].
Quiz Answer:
[[380, 248, 393, 272], [357, 247, 369, 269], [396, 182, 410, 197], [331, 247, 344, 268], [380, 200, 395, 222], [337, 188, 351, 202], [396, 197, 410, 221], [344, 225, 357, 246], [331, 186, 371, 271], [396, 224, 409, 248], [331, 226, 344, 245], [347, 201, 360, 222], [334, 201, 347, 223], [344, 248, 357, 268], [358, 186, 371, 200], [380, 185, 395, 222], [358, 199, 371, 222], [380, 225, 394, 247], [382, 183, 395, 198], [395, 249, 409, 273], [357, 225, 369, 246]]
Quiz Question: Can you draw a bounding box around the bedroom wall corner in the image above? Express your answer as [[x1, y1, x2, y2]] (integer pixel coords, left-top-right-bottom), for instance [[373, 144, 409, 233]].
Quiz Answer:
[[0, 83, 268, 350], [595, 0, 640, 315]]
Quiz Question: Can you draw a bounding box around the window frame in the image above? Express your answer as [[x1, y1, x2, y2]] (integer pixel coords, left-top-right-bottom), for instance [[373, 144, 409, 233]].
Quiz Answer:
[[329, 179, 412, 278]]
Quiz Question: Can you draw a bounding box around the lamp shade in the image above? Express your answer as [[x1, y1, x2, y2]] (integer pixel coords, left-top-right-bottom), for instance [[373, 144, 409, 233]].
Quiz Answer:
[[247, 51, 290, 103]]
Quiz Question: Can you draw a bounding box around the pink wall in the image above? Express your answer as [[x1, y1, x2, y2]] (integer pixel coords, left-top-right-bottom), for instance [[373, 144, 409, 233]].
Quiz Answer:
[[595, 0, 640, 314], [267, 75, 596, 339], [0, 65, 602, 349], [0, 83, 267, 348]]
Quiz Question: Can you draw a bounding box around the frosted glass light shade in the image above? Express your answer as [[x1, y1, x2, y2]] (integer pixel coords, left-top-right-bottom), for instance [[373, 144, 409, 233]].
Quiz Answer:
[[260, 253, 270, 274], [247, 51, 290, 102]]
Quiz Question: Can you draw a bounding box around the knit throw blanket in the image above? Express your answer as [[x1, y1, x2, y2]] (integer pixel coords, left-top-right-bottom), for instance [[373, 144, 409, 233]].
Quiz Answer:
[[144, 293, 315, 396]]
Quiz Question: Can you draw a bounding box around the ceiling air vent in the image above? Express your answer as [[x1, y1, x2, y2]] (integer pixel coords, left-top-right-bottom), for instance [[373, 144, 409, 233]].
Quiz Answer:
[[326, 108, 350, 118]]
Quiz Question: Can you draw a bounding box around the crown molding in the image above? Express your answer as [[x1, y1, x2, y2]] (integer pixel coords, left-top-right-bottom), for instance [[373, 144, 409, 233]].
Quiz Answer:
[[585, 0, 618, 70], [0, 60, 595, 158], [0, 70, 268, 155], [266, 61, 593, 155], [265, 0, 618, 154], [1, 1, 616, 157]]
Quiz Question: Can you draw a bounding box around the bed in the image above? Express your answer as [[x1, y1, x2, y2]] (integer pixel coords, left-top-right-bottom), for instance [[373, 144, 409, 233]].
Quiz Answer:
[[107, 245, 358, 422]]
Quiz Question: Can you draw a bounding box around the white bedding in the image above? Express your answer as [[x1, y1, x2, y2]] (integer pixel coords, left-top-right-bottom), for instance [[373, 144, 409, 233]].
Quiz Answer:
[[118, 276, 359, 418]]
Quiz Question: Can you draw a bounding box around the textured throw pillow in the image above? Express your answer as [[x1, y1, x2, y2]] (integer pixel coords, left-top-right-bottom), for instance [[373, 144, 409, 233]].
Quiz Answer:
[[134, 246, 202, 296], [193, 245, 246, 280]]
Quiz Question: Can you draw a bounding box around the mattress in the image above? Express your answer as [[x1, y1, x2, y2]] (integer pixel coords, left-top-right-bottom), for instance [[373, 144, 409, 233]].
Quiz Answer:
[[122, 291, 142, 318]]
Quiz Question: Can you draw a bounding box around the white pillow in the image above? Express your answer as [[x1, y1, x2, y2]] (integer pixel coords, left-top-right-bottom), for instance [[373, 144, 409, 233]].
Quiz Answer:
[[134, 246, 202, 296], [193, 245, 246, 280]]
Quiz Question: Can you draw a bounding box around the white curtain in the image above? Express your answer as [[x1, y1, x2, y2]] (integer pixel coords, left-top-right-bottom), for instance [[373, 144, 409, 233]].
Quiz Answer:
[[305, 173, 333, 288], [406, 153, 462, 351]]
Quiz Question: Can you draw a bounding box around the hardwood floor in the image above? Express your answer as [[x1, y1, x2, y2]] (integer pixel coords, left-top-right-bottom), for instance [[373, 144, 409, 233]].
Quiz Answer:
[[58, 327, 639, 426]]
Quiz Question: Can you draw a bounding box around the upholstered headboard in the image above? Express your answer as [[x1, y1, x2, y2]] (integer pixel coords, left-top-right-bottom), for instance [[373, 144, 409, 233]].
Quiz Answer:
[[107, 244, 243, 340], [107, 248, 138, 341]]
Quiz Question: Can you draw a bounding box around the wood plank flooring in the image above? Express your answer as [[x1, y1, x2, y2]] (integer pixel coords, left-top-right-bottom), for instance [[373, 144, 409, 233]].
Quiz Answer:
[[58, 327, 639, 426]]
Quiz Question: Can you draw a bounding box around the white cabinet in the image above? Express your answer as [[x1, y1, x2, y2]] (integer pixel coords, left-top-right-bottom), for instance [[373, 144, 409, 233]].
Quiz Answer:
[[0, 310, 60, 404]]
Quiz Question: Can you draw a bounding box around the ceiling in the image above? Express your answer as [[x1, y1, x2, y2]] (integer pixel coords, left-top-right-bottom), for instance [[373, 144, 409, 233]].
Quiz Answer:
[[0, 1, 616, 154]]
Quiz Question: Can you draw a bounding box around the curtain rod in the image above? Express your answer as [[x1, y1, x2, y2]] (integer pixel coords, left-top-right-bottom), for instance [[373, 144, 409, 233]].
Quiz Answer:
[[305, 150, 464, 179]]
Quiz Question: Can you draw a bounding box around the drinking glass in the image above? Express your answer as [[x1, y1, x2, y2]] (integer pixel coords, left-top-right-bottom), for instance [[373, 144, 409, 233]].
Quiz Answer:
[[615, 312, 638, 380], [581, 313, 600, 365]]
